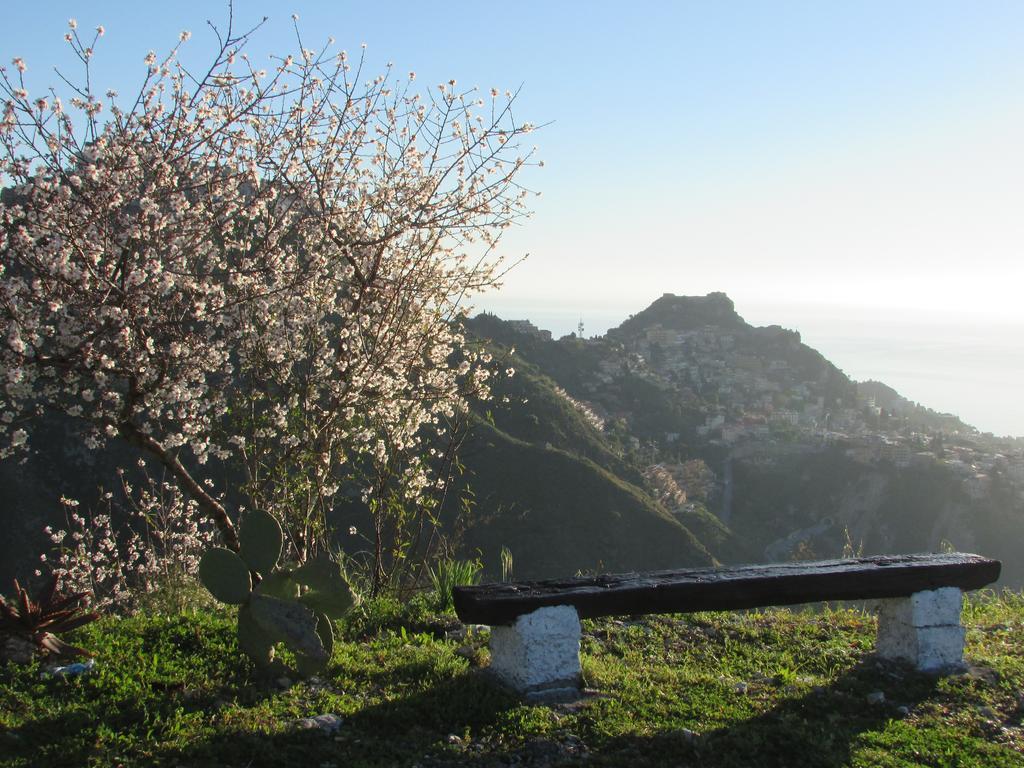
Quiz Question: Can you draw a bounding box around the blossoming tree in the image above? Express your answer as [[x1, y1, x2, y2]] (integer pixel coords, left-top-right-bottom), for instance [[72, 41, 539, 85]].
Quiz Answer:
[[0, 14, 537, 589]]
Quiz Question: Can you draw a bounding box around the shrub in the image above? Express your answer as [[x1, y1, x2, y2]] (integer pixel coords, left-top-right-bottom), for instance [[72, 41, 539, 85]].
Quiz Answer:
[[0, 11, 538, 591]]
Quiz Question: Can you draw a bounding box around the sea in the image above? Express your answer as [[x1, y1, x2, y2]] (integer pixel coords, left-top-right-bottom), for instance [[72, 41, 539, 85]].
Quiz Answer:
[[475, 298, 1024, 439]]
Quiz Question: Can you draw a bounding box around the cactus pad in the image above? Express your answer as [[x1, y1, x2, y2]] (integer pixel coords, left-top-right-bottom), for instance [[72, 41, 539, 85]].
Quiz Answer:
[[237, 603, 275, 666], [293, 555, 357, 619], [253, 569, 298, 600], [295, 611, 334, 676], [249, 593, 327, 662], [238, 510, 283, 574], [198, 548, 252, 605], [313, 610, 334, 658]]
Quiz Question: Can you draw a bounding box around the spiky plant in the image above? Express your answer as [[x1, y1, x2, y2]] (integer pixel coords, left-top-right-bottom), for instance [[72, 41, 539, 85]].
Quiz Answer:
[[427, 558, 482, 612], [0, 577, 99, 659], [198, 510, 357, 676]]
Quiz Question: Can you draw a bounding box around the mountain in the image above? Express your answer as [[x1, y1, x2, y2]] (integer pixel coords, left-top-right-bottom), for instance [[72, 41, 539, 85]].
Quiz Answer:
[[461, 293, 1024, 586], [611, 291, 746, 335]]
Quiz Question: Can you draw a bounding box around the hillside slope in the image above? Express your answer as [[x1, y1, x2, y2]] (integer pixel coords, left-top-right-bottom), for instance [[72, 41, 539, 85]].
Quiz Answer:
[[456, 419, 716, 578]]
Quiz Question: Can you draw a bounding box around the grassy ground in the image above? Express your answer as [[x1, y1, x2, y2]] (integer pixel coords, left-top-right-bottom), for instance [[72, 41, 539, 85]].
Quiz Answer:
[[1, 592, 1022, 767]]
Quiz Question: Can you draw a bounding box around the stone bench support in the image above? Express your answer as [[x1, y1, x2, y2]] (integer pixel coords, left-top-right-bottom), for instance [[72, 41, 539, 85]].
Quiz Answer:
[[488, 605, 582, 696], [874, 587, 966, 672], [489, 587, 969, 694]]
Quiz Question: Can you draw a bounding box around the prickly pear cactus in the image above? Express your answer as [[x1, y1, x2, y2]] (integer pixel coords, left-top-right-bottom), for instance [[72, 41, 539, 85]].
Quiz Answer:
[[197, 511, 355, 677]]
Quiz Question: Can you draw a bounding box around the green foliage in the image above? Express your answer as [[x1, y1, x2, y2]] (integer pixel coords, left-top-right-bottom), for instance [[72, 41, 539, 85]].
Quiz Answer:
[[338, 592, 437, 641], [131, 574, 218, 617], [2, 594, 1023, 767], [196, 514, 354, 676], [500, 546, 514, 583], [427, 558, 482, 612]]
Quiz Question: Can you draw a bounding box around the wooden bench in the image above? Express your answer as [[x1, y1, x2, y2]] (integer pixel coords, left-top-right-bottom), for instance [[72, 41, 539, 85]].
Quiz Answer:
[[453, 553, 1001, 696]]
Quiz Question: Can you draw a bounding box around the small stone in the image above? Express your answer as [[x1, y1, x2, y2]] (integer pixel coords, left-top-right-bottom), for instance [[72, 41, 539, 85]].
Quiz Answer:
[[866, 691, 886, 706], [977, 706, 998, 721], [276, 676, 293, 689], [312, 714, 343, 733], [896, 706, 910, 716], [293, 713, 343, 734], [447, 733, 463, 745], [733, 682, 749, 695]]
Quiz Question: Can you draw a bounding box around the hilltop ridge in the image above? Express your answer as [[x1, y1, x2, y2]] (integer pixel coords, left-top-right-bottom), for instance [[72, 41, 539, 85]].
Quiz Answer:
[[610, 291, 746, 335]]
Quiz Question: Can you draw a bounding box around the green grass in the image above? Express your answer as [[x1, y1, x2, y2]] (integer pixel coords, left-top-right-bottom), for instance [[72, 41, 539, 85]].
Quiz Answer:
[[2, 591, 1023, 767]]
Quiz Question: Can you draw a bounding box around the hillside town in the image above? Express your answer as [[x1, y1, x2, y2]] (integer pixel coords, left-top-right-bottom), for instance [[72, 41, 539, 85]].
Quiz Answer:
[[505, 297, 1024, 509]]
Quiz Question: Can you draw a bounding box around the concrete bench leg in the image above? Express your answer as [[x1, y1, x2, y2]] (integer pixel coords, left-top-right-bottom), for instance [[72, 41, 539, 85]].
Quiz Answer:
[[488, 605, 582, 697], [874, 587, 966, 672]]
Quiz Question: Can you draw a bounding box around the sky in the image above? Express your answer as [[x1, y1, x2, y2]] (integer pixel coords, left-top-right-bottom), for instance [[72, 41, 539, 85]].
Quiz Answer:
[[3, 2, 1023, 434]]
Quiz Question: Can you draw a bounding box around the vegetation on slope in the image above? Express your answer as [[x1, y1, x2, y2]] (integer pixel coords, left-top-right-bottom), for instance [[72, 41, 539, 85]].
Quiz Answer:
[[457, 420, 715, 578], [478, 345, 637, 481]]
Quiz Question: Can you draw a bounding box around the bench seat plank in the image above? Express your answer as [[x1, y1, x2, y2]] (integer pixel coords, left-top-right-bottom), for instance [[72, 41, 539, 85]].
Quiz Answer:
[[454, 553, 1000, 626]]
